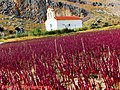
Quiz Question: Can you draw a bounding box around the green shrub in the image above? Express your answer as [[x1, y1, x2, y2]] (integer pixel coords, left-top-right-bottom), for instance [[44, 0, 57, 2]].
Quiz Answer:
[[44, 30, 63, 35], [90, 23, 98, 29], [55, 30, 62, 34], [43, 28, 75, 35], [92, 2, 97, 6], [82, 26, 88, 30], [30, 28, 42, 36], [41, 30, 47, 35], [58, 2, 63, 7], [103, 22, 109, 27], [61, 28, 75, 33], [75, 27, 88, 31], [9, 30, 14, 34], [3, 34, 16, 39], [78, 28, 83, 31], [44, 30, 57, 35], [96, 26, 101, 28], [98, 3, 102, 6], [19, 32, 28, 37], [0, 27, 4, 32], [97, 20, 101, 23]]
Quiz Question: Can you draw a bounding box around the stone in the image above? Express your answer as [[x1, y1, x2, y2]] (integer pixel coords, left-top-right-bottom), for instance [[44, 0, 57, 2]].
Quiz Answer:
[[12, 23, 17, 27], [1, 18, 5, 20], [8, 22, 12, 25], [0, 0, 47, 23], [9, 15, 16, 20], [0, 0, 89, 23], [19, 22, 24, 26]]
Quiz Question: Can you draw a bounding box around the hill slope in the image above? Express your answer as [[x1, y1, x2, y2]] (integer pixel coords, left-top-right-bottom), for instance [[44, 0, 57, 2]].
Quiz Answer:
[[0, 0, 119, 31], [52, 0, 120, 26]]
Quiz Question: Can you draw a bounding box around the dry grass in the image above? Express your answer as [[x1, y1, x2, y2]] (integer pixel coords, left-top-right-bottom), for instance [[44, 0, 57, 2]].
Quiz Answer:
[[0, 14, 45, 31]]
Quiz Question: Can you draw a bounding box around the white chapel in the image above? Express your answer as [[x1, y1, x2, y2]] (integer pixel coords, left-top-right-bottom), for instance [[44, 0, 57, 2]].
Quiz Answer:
[[45, 7, 82, 31]]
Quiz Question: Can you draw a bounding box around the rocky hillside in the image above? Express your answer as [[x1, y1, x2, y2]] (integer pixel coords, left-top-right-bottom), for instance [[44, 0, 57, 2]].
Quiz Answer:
[[59, 0, 120, 26], [0, 0, 119, 20], [0, 0, 89, 23], [0, 0, 119, 30], [66, 0, 120, 16], [0, 0, 47, 23]]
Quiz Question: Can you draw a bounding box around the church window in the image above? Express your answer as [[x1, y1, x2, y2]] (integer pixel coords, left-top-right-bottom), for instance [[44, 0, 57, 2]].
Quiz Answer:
[[50, 24, 52, 30], [50, 24, 52, 28]]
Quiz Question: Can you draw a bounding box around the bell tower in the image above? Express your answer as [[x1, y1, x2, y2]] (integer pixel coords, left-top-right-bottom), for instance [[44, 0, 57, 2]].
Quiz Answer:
[[47, 7, 55, 19]]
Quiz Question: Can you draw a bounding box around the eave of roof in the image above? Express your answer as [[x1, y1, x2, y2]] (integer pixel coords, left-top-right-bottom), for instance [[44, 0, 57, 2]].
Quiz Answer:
[[54, 16, 81, 20]]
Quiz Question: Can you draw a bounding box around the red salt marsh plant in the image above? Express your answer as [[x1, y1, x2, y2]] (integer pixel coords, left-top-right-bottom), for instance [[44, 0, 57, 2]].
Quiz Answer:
[[0, 29, 120, 90]]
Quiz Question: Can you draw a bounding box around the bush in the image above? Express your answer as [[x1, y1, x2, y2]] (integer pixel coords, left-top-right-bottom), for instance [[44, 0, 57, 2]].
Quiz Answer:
[[92, 2, 97, 6], [97, 20, 101, 23], [82, 26, 88, 30], [16, 32, 28, 37], [0, 27, 4, 32], [92, 2, 102, 6], [44, 30, 57, 35], [3, 34, 16, 39], [43, 28, 75, 35], [76, 27, 88, 31], [98, 3, 102, 6], [56, 30, 62, 34], [78, 28, 84, 31], [30, 28, 42, 36], [103, 22, 109, 27], [58, 2, 63, 7], [96, 26, 101, 28], [90, 23, 98, 29], [61, 28, 75, 33], [9, 30, 14, 34]]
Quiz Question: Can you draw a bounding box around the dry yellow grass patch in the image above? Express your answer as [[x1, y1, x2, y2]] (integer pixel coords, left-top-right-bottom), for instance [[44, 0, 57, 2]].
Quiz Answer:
[[0, 14, 45, 31]]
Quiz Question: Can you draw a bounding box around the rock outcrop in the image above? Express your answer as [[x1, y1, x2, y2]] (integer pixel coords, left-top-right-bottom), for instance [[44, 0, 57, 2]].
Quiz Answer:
[[48, 0, 89, 17], [0, 0, 47, 23], [0, 0, 89, 23]]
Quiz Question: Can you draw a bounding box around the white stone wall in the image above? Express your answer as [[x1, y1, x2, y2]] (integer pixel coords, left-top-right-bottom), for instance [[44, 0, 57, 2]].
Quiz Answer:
[[45, 18, 82, 31], [45, 19, 57, 31], [57, 20, 82, 30]]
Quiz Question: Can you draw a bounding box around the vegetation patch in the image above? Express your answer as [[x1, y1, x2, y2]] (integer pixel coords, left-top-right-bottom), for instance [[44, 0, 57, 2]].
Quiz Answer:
[[0, 29, 120, 89]]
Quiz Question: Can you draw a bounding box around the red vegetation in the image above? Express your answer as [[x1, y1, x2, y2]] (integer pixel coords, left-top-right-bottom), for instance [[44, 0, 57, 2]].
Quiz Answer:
[[0, 29, 120, 89]]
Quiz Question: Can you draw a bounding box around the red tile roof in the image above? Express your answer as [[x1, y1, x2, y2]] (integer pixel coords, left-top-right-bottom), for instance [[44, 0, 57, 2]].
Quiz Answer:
[[54, 16, 81, 20]]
